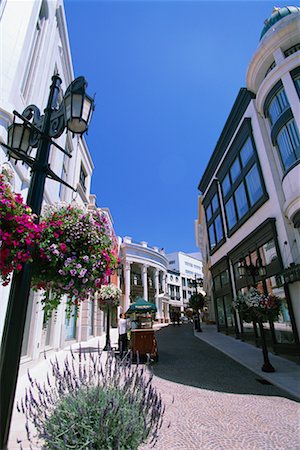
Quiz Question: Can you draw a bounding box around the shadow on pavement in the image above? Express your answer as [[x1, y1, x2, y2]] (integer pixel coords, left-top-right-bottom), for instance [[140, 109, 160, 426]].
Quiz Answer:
[[152, 323, 299, 402]]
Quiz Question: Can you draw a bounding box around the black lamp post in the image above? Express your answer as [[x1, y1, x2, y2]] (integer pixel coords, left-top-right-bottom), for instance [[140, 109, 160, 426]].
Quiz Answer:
[[238, 251, 275, 373], [0, 74, 94, 449], [189, 275, 204, 332], [103, 264, 123, 352]]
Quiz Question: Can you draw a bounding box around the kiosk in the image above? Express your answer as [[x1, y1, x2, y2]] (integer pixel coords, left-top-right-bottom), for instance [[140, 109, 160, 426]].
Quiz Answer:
[[126, 298, 158, 362]]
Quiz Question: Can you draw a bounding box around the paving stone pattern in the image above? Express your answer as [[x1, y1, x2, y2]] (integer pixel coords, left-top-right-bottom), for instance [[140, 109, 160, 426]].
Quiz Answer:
[[140, 324, 300, 450]]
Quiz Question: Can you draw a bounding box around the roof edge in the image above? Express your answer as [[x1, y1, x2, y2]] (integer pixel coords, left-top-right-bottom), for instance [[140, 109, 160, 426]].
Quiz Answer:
[[198, 88, 255, 193]]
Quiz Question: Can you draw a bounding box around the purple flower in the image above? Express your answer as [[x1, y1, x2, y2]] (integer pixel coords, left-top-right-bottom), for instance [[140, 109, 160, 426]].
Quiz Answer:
[[73, 289, 79, 296], [70, 269, 77, 276], [76, 264, 82, 269], [82, 278, 88, 284], [79, 269, 87, 278], [58, 269, 66, 276], [83, 255, 89, 261]]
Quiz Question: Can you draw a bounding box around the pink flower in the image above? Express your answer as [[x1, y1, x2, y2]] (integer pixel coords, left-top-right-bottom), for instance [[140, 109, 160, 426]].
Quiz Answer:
[[59, 243, 67, 253]]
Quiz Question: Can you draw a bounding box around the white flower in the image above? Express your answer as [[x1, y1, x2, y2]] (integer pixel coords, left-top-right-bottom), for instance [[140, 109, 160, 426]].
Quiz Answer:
[[99, 284, 122, 300]]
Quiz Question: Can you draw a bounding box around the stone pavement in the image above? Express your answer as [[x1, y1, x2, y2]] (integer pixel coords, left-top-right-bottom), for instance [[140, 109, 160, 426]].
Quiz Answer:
[[7, 323, 300, 449], [141, 323, 300, 450]]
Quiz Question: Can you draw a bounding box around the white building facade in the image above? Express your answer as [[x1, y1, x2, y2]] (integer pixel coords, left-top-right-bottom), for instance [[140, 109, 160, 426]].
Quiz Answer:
[[0, 0, 108, 366], [119, 237, 170, 322], [198, 7, 300, 360], [166, 251, 204, 312]]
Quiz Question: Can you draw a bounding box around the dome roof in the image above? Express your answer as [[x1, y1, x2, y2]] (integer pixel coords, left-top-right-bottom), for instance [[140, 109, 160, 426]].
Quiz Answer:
[[260, 6, 300, 40]]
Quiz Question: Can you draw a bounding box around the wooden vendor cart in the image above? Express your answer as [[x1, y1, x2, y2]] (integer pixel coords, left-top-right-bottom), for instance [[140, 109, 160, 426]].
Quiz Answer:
[[126, 298, 158, 362]]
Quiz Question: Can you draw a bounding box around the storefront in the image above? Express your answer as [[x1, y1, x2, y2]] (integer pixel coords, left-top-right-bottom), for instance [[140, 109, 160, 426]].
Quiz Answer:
[[212, 219, 300, 360]]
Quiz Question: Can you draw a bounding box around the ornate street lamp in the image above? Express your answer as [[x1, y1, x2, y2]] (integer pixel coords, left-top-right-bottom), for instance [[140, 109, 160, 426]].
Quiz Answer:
[[188, 275, 204, 332], [102, 264, 123, 352], [237, 250, 274, 373], [0, 74, 94, 449], [238, 253, 267, 283]]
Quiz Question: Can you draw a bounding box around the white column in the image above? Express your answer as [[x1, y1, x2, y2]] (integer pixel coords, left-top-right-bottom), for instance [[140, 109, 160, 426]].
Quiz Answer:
[[162, 272, 167, 293], [154, 269, 159, 319], [142, 264, 148, 300], [124, 261, 131, 312]]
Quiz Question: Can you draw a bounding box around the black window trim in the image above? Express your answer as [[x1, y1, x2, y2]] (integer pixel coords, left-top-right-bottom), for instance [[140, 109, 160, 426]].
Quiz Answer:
[[216, 118, 269, 238]]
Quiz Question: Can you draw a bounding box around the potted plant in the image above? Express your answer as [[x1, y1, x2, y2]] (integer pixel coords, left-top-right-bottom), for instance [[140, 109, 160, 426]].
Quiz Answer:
[[98, 284, 122, 351], [0, 165, 40, 286], [233, 287, 281, 372], [31, 203, 118, 322]]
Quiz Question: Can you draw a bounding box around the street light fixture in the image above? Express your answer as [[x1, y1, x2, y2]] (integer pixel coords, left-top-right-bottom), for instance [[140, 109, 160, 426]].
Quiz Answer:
[[0, 74, 94, 450], [238, 253, 267, 282], [188, 275, 204, 332], [103, 263, 123, 352]]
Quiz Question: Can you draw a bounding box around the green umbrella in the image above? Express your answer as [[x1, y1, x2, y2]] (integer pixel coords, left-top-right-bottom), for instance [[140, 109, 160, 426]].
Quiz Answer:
[[126, 297, 157, 314]]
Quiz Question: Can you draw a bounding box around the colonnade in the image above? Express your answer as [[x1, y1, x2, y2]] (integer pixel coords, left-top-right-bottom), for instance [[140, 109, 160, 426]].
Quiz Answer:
[[123, 261, 167, 320]]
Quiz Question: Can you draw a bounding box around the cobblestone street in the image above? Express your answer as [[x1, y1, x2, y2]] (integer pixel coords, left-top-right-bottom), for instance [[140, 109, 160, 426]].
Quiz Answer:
[[141, 324, 300, 450]]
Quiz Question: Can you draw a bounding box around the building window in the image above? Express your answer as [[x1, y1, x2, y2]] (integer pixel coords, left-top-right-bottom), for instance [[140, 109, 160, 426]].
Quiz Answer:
[[79, 164, 87, 192], [276, 119, 300, 170], [220, 137, 265, 232], [284, 43, 300, 57], [21, 0, 48, 100], [225, 197, 237, 229], [267, 87, 289, 126], [168, 260, 175, 265], [293, 75, 300, 98], [205, 192, 224, 251], [245, 165, 264, 206], [182, 277, 186, 286]]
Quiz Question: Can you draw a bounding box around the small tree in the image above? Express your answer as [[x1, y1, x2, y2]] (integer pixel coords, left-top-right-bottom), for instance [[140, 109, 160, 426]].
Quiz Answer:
[[188, 293, 205, 332]]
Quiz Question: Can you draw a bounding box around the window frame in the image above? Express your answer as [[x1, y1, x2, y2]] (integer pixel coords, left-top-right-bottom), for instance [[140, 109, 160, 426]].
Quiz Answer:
[[217, 119, 268, 237], [204, 184, 225, 254]]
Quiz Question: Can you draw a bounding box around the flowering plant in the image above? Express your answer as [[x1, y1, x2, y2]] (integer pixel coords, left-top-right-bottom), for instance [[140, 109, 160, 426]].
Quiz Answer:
[[31, 203, 118, 320], [98, 283, 122, 307], [0, 165, 40, 286], [233, 287, 281, 323]]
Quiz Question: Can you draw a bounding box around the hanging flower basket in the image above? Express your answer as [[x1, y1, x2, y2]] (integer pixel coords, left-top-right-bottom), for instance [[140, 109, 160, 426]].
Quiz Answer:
[[0, 165, 40, 286], [233, 287, 281, 323], [31, 203, 118, 321], [98, 284, 122, 308]]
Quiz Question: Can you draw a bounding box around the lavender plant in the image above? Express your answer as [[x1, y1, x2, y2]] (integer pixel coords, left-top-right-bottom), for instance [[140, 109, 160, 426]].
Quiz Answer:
[[17, 349, 164, 449]]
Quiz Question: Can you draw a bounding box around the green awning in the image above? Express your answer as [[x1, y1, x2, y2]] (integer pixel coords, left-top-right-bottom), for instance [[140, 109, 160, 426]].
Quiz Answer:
[[126, 297, 157, 314]]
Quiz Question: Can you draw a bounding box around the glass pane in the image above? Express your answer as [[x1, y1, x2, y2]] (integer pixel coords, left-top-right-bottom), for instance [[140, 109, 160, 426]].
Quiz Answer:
[[260, 239, 278, 265], [209, 224, 216, 249], [214, 275, 221, 291], [287, 120, 300, 159], [211, 194, 219, 213], [216, 298, 225, 325], [206, 204, 212, 221], [222, 174, 231, 196], [225, 197, 237, 229], [240, 137, 254, 167], [221, 270, 229, 286], [214, 214, 223, 243], [21, 291, 34, 356], [234, 183, 248, 219], [277, 125, 296, 170], [65, 303, 77, 340], [268, 88, 289, 125], [224, 294, 234, 327], [265, 282, 295, 344], [230, 157, 241, 183], [246, 164, 263, 206]]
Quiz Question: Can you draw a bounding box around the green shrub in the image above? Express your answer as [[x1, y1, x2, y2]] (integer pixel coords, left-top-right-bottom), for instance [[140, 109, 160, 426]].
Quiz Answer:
[[17, 350, 164, 449]]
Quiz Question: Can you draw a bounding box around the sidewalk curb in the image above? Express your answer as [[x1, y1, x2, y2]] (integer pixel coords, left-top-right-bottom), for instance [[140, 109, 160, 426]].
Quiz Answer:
[[193, 328, 300, 401]]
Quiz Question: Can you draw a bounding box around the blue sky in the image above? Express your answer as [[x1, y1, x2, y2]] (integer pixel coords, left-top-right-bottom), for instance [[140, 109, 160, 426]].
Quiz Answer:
[[64, 0, 277, 254]]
